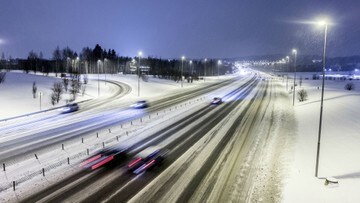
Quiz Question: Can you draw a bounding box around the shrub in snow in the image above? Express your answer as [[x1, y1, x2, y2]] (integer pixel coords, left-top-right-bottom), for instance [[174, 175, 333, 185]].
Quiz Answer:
[[63, 78, 69, 92], [51, 82, 63, 103], [83, 74, 88, 84], [81, 85, 87, 96], [344, 83, 354, 91], [297, 89, 308, 102], [50, 92, 57, 105], [70, 79, 81, 101], [32, 81, 37, 98], [0, 72, 6, 84]]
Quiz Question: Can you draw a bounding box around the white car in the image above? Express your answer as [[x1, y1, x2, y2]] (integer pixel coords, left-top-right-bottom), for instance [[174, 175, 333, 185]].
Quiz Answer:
[[130, 100, 149, 109], [60, 103, 79, 113], [211, 97, 222, 105]]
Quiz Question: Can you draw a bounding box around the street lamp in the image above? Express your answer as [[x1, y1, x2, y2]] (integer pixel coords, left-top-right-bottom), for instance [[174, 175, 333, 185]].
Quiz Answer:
[[204, 58, 207, 82], [217, 60, 222, 79], [76, 57, 80, 73], [39, 91, 43, 111], [104, 58, 108, 84], [181, 56, 185, 87], [66, 57, 70, 73], [189, 60, 193, 75], [315, 20, 329, 178], [138, 51, 142, 97], [292, 49, 297, 106], [286, 56, 289, 91], [97, 59, 101, 97]]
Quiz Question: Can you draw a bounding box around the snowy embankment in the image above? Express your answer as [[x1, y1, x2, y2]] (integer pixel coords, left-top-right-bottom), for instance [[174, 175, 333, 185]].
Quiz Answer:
[[0, 71, 98, 120], [282, 72, 360, 202]]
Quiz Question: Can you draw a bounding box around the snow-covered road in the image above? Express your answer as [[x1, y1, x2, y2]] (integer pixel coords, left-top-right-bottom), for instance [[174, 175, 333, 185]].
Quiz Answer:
[[10, 73, 289, 203]]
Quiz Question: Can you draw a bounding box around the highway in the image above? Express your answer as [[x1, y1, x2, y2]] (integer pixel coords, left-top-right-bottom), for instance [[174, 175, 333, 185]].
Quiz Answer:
[[13, 73, 284, 203], [0, 76, 240, 163], [0, 72, 288, 202]]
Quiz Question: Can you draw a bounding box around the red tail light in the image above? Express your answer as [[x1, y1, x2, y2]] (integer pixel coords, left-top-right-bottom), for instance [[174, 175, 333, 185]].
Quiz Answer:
[[144, 159, 156, 169], [91, 156, 114, 170], [128, 157, 142, 168], [80, 154, 102, 167]]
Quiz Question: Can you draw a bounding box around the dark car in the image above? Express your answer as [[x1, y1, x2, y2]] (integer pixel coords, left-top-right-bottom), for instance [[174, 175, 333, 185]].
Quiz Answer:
[[60, 103, 79, 113], [127, 146, 167, 174], [211, 97, 222, 105], [130, 100, 149, 109], [80, 145, 127, 170]]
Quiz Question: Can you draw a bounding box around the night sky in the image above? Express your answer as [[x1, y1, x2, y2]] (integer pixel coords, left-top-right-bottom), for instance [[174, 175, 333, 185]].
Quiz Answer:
[[0, 0, 359, 59]]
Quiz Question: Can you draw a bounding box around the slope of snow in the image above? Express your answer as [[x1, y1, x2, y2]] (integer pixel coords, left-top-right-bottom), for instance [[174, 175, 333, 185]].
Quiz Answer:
[[282, 73, 360, 202]]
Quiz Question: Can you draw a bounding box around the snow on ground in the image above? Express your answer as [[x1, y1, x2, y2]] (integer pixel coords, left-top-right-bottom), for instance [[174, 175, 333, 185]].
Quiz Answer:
[[282, 72, 360, 202], [0, 71, 98, 120], [2, 69, 360, 202], [0, 71, 228, 120], [0, 71, 238, 202]]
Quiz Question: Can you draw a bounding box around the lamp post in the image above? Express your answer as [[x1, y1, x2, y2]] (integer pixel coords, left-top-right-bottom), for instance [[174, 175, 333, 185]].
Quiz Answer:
[[315, 21, 329, 178], [292, 49, 297, 106], [217, 60, 221, 79], [138, 51, 142, 97], [204, 58, 207, 82], [104, 58, 107, 85], [189, 60, 193, 75], [66, 57, 70, 73], [181, 56, 185, 87], [97, 59, 100, 97], [76, 57, 80, 73], [39, 91, 43, 111], [286, 56, 289, 91]]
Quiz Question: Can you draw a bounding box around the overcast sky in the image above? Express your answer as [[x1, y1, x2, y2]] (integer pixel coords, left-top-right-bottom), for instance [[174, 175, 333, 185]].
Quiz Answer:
[[0, 0, 359, 59]]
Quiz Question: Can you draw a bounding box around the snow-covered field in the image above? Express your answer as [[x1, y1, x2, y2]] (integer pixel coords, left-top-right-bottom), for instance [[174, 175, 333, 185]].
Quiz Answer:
[[282, 72, 360, 202], [1, 70, 360, 202], [0, 71, 218, 120]]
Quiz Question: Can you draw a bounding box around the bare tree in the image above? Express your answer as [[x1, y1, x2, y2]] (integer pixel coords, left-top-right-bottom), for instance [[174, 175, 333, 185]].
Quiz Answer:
[[0, 52, 5, 70], [0, 72, 6, 84], [51, 82, 63, 103], [32, 81, 37, 98], [50, 92, 57, 106], [345, 83, 354, 91], [83, 74, 88, 84], [53, 46, 62, 77], [69, 79, 81, 101], [81, 85, 87, 96], [28, 51, 39, 73], [297, 89, 308, 102], [63, 78, 69, 92]]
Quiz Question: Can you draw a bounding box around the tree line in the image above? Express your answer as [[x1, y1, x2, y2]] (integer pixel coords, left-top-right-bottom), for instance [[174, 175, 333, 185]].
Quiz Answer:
[[0, 44, 232, 80]]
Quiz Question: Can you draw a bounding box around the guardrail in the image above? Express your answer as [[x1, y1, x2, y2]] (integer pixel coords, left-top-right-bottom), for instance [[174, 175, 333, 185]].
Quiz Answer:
[[0, 97, 206, 193]]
